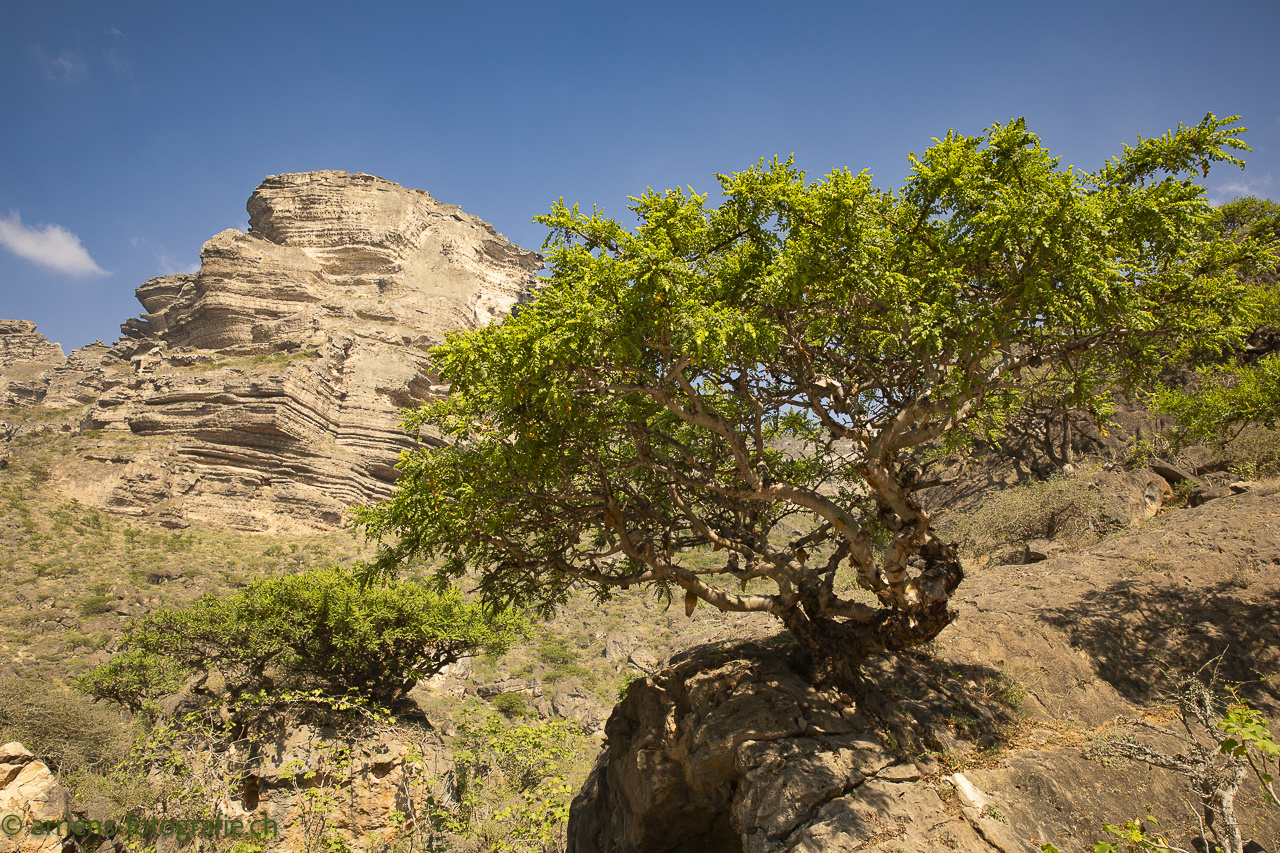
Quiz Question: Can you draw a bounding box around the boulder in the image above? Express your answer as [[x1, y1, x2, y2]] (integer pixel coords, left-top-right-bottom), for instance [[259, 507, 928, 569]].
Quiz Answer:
[[0, 742, 70, 853], [1148, 460, 1198, 486]]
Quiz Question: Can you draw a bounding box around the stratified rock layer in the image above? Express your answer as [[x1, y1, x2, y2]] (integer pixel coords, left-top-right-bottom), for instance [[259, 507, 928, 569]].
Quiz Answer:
[[0, 171, 542, 531], [0, 321, 66, 407]]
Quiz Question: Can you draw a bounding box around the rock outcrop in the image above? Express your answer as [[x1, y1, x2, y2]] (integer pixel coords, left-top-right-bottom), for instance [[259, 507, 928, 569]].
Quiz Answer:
[[0, 321, 64, 368], [120, 171, 539, 354], [0, 172, 541, 530], [569, 491, 1280, 853], [0, 321, 66, 407], [0, 742, 70, 853]]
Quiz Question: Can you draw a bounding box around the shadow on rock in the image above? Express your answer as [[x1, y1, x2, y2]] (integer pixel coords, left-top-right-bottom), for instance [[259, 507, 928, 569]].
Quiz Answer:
[[1040, 578, 1280, 710]]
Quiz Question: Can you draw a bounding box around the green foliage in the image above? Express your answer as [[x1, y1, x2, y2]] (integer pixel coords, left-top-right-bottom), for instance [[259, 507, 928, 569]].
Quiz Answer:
[[1155, 354, 1280, 447], [537, 637, 579, 667], [78, 594, 117, 616], [1040, 816, 1177, 852], [1215, 196, 1280, 241], [1125, 438, 1161, 469], [73, 648, 191, 714], [1155, 194, 1280, 448], [79, 565, 528, 705], [124, 688, 403, 852], [616, 671, 643, 700], [491, 692, 531, 718], [444, 713, 586, 852], [356, 114, 1275, 682], [994, 675, 1028, 711], [1218, 695, 1279, 805]]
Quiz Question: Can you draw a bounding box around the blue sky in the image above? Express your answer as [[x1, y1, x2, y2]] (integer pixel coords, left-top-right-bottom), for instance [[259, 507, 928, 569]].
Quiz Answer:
[[3, 0, 1278, 353]]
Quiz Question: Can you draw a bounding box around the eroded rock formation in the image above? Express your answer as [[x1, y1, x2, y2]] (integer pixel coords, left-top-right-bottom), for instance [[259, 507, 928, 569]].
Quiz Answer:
[[0, 171, 541, 530]]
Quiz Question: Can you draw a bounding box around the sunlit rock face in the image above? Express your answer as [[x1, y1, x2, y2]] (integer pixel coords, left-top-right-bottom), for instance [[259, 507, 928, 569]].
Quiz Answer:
[[129, 170, 541, 353], [1, 171, 542, 532]]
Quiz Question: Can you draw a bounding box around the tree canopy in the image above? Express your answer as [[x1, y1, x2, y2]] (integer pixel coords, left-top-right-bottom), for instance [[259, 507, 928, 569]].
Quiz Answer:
[[79, 566, 528, 708], [356, 115, 1276, 691], [1155, 194, 1280, 447]]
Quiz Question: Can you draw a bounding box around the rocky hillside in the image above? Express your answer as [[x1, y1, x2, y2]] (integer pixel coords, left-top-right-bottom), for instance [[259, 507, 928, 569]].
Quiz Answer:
[[0, 171, 542, 531], [569, 488, 1280, 853]]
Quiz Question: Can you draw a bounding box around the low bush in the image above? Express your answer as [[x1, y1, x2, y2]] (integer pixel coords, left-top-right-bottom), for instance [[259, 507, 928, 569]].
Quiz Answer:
[[491, 692, 531, 718], [78, 565, 529, 707], [78, 595, 116, 616], [0, 676, 126, 778], [941, 474, 1106, 556], [443, 713, 587, 852], [74, 649, 190, 715]]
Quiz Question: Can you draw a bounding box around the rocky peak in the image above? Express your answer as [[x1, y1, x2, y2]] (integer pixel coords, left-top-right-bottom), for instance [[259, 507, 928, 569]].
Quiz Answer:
[[0, 171, 541, 531], [0, 320, 64, 368], [123, 170, 542, 355]]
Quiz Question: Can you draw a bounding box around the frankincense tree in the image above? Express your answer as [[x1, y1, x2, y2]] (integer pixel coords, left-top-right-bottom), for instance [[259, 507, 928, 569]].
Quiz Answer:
[[356, 115, 1276, 692]]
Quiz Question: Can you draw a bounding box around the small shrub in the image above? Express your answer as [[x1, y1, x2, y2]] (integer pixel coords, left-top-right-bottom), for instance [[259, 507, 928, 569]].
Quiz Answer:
[[941, 474, 1106, 555], [1222, 426, 1279, 476], [537, 638, 579, 666], [445, 713, 587, 852], [991, 675, 1027, 711], [0, 676, 126, 777], [74, 649, 190, 714], [80, 565, 528, 704], [616, 671, 642, 700], [491, 692, 531, 718], [78, 595, 116, 616], [1125, 438, 1158, 469], [26, 460, 51, 484]]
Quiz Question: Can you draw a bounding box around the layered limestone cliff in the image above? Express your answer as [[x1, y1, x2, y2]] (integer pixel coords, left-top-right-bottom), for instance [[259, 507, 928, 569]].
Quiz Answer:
[[0, 321, 67, 407], [0, 171, 542, 531]]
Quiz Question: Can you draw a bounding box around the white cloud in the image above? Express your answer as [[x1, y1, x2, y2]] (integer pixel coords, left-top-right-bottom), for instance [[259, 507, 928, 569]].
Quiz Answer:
[[131, 236, 200, 275], [1209, 174, 1273, 206], [157, 250, 200, 275], [0, 211, 108, 277], [30, 46, 87, 83]]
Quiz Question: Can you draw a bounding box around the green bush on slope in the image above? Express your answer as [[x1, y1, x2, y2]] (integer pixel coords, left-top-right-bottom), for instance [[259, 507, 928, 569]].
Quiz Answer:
[[78, 565, 529, 707]]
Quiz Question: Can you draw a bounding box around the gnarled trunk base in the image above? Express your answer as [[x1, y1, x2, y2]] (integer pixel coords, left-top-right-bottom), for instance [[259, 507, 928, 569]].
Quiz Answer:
[[782, 547, 963, 695]]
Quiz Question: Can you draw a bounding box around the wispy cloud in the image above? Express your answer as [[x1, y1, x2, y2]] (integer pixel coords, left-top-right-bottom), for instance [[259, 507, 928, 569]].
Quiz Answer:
[[130, 236, 200, 275], [1209, 174, 1273, 206], [105, 49, 134, 79], [158, 251, 200, 276], [103, 26, 134, 79], [30, 46, 87, 83], [0, 212, 108, 277]]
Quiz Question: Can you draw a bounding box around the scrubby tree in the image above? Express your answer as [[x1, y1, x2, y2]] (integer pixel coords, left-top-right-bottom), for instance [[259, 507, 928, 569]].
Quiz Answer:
[[356, 115, 1276, 692], [79, 566, 528, 706], [1155, 194, 1280, 450]]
